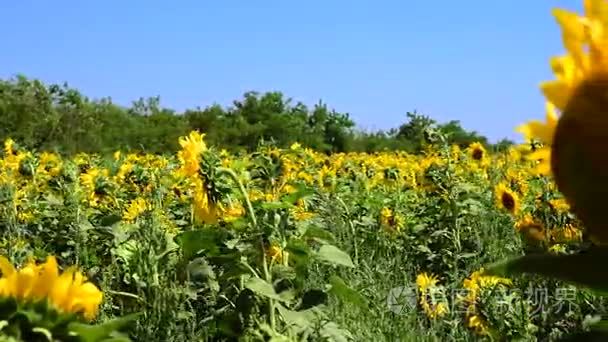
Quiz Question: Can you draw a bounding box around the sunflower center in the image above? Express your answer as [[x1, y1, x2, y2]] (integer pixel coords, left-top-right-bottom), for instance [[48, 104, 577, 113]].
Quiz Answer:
[[501, 192, 516, 212], [472, 148, 484, 160], [550, 74, 608, 242]]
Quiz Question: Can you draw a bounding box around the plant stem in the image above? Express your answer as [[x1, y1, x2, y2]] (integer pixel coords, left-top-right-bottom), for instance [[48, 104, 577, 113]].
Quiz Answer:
[[216, 167, 275, 329]]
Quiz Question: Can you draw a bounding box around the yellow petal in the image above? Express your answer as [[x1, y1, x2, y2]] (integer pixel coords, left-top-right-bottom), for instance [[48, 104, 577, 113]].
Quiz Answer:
[[31, 256, 59, 299], [540, 81, 572, 110], [0, 257, 15, 277]]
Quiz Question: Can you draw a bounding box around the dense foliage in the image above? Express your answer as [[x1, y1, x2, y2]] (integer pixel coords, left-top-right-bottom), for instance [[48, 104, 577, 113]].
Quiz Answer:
[[0, 130, 602, 341], [0, 75, 511, 156]]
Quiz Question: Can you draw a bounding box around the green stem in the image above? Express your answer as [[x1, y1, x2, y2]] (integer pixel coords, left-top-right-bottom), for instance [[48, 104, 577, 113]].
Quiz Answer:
[[216, 166, 275, 329], [336, 196, 358, 265], [217, 167, 257, 227]]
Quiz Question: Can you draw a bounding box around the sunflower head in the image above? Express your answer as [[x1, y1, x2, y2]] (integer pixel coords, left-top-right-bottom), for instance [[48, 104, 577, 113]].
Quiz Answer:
[[494, 182, 520, 215], [467, 142, 486, 161], [551, 75, 608, 243]]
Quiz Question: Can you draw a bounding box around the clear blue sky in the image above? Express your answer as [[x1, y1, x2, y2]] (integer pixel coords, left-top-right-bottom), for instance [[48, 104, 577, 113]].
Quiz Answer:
[[0, 1, 582, 143]]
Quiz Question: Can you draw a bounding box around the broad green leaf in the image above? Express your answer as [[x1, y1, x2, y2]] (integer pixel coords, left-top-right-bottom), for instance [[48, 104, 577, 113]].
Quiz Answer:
[[281, 183, 315, 203], [244, 277, 286, 302], [100, 214, 122, 227], [320, 321, 354, 342], [43, 193, 64, 206], [276, 304, 312, 330], [286, 240, 312, 259], [316, 245, 355, 268], [174, 229, 221, 260], [328, 275, 366, 308], [484, 246, 608, 293], [301, 225, 336, 243], [68, 314, 139, 342]]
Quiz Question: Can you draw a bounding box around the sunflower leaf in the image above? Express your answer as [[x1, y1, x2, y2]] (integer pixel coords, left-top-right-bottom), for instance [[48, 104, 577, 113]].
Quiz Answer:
[[484, 246, 608, 294]]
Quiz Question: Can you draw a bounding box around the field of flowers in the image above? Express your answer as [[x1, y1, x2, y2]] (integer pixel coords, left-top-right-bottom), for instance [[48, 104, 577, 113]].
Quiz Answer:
[[1, 0, 608, 340], [0, 130, 604, 341]]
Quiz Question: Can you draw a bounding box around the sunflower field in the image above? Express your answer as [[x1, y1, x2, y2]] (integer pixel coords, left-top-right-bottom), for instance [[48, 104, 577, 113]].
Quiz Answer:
[[2, 0, 608, 341], [0, 127, 603, 341]]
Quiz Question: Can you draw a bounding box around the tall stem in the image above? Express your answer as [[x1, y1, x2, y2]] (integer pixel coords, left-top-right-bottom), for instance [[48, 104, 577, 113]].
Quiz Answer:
[[216, 167, 275, 329]]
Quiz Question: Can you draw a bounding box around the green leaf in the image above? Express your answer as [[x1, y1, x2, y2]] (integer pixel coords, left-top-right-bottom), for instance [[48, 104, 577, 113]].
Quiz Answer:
[[100, 214, 122, 227], [301, 225, 335, 243], [281, 184, 315, 204], [285, 240, 311, 260], [276, 304, 313, 330], [43, 193, 64, 206], [68, 314, 139, 342], [320, 322, 353, 342], [328, 275, 366, 308], [316, 245, 354, 268], [174, 228, 222, 260], [484, 246, 608, 293], [244, 277, 286, 302], [557, 330, 608, 342]]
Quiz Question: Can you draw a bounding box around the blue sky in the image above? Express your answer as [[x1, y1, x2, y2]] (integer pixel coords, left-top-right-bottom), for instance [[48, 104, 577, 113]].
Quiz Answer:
[[1, 1, 583, 142]]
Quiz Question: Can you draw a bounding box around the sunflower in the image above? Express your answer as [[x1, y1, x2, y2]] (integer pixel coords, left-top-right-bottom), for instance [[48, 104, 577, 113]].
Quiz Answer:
[[177, 131, 207, 178], [267, 244, 289, 265], [467, 142, 486, 163], [537, 0, 608, 243], [494, 182, 520, 215], [516, 101, 558, 176], [123, 197, 149, 222], [0, 256, 103, 321], [415, 273, 448, 319], [515, 214, 546, 245], [460, 269, 512, 337]]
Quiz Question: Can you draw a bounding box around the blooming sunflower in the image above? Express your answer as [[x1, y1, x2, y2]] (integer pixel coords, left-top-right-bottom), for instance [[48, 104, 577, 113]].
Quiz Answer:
[[494, 182, 520, 215], [546, 0, 608, 243], [177, 131, 207, 178], [516, 0, 608, 243], [415, 272, 448, 319], [123, 197, 149, 222], [516, 101, 558, 176], [467, 142, 486, 162], [460, 269, 512, 337], [0, 256, 103, 321]]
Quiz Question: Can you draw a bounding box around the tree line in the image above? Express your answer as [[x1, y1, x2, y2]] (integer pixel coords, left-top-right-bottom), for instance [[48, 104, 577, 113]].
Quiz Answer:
[[0, 75, 514, 156]]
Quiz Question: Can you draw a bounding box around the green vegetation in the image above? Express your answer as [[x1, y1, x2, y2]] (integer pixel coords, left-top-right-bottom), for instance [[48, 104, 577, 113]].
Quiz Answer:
[[0, 75, 512, 155]]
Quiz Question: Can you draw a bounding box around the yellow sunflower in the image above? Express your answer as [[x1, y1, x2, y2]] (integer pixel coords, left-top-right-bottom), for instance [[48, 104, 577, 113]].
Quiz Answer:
[[0, 256, 103, 321], [543, 0, 608, 243], [467, 142, 486, 162], [494, 182, 520, 215], [415, 272, 448, 319], [516, 101, 558, 176], [177, 131, 207, 178]]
